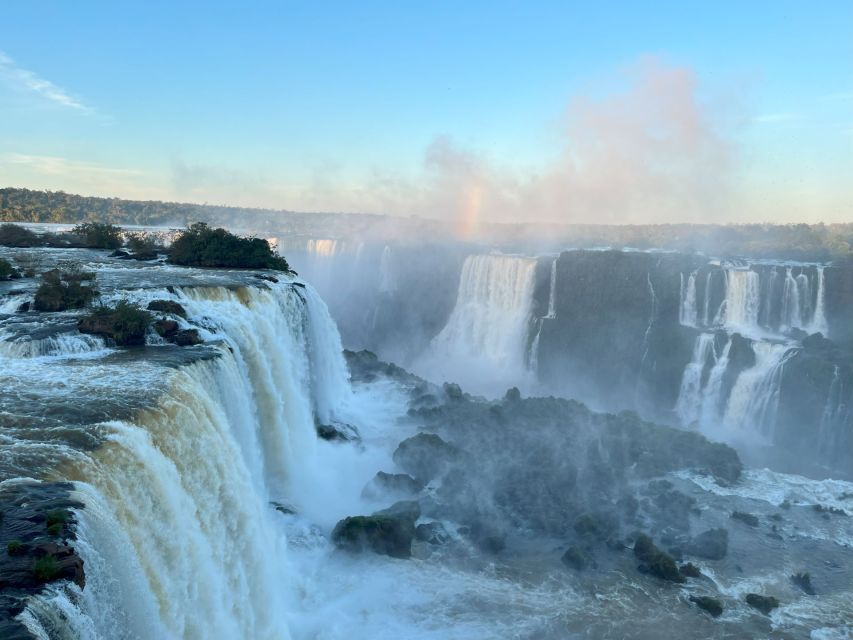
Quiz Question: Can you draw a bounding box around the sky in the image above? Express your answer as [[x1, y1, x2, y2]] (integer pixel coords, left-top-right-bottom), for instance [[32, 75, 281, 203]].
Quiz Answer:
[[0, 1, 851, 225]]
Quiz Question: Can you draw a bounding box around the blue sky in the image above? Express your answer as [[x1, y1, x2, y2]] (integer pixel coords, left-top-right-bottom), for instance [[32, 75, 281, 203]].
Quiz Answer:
[[1, 1, 851, 223]]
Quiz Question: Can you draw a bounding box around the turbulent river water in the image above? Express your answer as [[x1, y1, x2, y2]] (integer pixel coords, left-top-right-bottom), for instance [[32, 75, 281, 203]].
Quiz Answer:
[[1, 247, 852, 639]]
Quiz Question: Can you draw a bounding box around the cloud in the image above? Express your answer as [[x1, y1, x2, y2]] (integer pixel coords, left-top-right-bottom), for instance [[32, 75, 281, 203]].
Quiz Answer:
[[2, 153, 142, 178], [0, 50, 92, 112]]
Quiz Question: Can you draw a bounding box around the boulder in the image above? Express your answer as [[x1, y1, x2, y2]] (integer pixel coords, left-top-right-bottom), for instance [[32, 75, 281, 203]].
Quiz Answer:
[[679, 562, 702, 578], [731, 511, 759, 527], [633, 534, 684, 583], [392, 432, 462, 483], [790, 572, 815, 595], [362, 471, 424, 499], [689, 595, 723, 618], [331, 501, 420, 559], [415, 521, 450, 545], [153, 319, 179, 339], [173, 329, 203, 346], [745, 593, 780, 615], [316, 421, 360, 442], [685, 528, 728, 560], [147, 299, 187, 318], [561, 545, 591, 571]]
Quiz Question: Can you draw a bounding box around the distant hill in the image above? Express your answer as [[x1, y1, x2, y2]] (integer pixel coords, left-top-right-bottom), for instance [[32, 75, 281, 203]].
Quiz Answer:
[[2, 186, 851, 261]]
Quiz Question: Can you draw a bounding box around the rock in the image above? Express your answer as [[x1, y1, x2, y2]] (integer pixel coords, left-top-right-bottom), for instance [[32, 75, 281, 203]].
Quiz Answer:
[[77, 302, 152, 346], [731, 511, 759, 527], [634, 534, 684, 583], [172, 329, 203, 346], [362, 471, 424, 499], [685, 528, 729, 560], [561, 545, 591, 571], [153, 319, 179, 339], [147, 299, 187, 318], [790, 572, 815, 595], [392, 432, 462, 483], [17, 301, 30, 312], [745, 593, 780, 615], [415, 522, 449, 545], [573, 513, 618, 543], [331, 501, 420, 559], [679, 562, 702, 578], [316, 421, 360, 442], [503, 387, 522, 403], [689, 595, 723, 618], [109, 249, 130, 258]]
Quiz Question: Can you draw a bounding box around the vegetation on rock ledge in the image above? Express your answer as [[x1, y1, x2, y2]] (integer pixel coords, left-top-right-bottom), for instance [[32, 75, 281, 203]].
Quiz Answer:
[[168, 222, 291, 271]]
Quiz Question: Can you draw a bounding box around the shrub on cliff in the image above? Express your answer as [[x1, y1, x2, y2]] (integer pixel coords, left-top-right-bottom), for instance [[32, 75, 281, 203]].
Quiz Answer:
[[78, 301, 152, 346], [168, 222, 291, 271], [71, 222, 123, 249], [33, 270, 97, 311]]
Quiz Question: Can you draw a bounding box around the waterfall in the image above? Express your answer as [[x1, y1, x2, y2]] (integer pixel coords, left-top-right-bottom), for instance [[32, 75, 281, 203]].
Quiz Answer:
[[718, 269, 761, 330], [698, 337, 732, 428], [817, 366, 851, 457], [674, 333, 716, 425], [18, 280, 351, 639], [545, 257, 558, 319], [378, 246, 395, 294], [810, 266, 829, 335], [780, 268, 800, 332], [722, 342, 794, 439], [679, 271, 698, 327], [419, 254, 537, 394]]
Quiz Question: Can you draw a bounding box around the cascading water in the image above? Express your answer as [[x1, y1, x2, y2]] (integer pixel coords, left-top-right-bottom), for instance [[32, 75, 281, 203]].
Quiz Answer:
[[674, 333, 716, 425], [11, 279, 352, 639], [679, 271, 698, 327], [717, 269, 761, 331], [810, 266, 829, 335], [545, 257, 558, 320], [416, 253, 537, 395]]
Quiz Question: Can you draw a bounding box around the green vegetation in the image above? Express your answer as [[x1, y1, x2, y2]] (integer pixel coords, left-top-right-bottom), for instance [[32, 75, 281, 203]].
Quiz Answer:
[[7, 540, 23, 555], [32, 555, 61, 582], [124, 231, 159, 256], [78, 301, 153, 346], [33, 270, 97, 312], [72, 222, 123, 249], [46, 509, 68, 528], [168, 222, 291, 271]]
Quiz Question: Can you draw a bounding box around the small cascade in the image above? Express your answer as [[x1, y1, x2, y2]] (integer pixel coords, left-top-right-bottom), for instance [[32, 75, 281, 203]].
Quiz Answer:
[[810, 266, 829, 335], [545, 257, 558, 319], [722, 342, 794, 439], [780, 268, 801, 332], [679, 271, 698, 326], [698, 337, 732, 428], [674, 333, 716, 425], [638, 273, 657, 371], [378, 246, 396, 294], [817, 366, 852, 457]]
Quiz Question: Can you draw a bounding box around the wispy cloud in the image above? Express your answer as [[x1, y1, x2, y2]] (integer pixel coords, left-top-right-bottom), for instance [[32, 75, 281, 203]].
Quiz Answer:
[[0, 50, 92, 112]]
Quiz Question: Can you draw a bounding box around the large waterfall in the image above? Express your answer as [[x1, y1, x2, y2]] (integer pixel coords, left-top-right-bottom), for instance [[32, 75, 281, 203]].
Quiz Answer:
[[10, 279, 352, 639], [415, 254, 537, 395]]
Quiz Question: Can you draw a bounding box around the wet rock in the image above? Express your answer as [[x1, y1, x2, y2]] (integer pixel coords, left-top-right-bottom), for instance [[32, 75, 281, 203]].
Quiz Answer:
[[679, 562, 702, 578], [689, 595, 723, 618], [392, 432, 462, 483], [415, 521, 449, 545], [362, 471, 424, 499], [685, 528, 728, 560], [173, 329, 203, 346], [147, 299, 187, 318], [573, 513, 619, 544], [78, 302, 152, 346], [731, 511, 759, 527], [331, 501, 420, 559], [561, 545, 591, 571], [153, 319, 179, 339], [633, 534, 684, 583], [790, 572, 815, 595], [109, 249, 130, 258], [745, 593, 780, 615], [316, 421, 360, 442]]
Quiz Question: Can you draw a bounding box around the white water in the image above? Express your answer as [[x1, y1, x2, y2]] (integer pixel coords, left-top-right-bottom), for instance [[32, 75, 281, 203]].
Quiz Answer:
[[674, 333, 716, 425], [679, 271, 698, 326], [415, 254, 537, 396], [545, 257, 558, 319], [717, 269, 761, 331], [810, 267, 829, 335], [722, 342, 794, 440], [19, 280, 353, 639]]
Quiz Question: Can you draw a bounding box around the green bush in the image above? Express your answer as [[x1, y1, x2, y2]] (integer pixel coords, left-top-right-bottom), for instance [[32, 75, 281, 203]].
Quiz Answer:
[[7, 540, 23, 555], [0, 223, 40, 247], [78, 301, 153, 346], [168, 222, 291, 271], [125, 232, 158, 255], [72, 222, 123, 249], [46, 509, 68, 528], [0, 258, 17, 279], [32, 555, 61, 582], [33, 270, 97, 312]]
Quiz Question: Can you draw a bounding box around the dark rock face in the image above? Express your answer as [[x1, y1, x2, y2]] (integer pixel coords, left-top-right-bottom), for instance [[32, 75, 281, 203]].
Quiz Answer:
[[362, 471, 424, 499], [745, 593, 780, 615], [685, 528, 729, 560], [331, 501, 420, 559], [147, 299, 187, 318], [316, 421, 360, 442], [561, 545, 591, 571], [633, 534, 684, 583], [679, 562, 702, 578], [690, 595, 723, 618], [415, 522, 449, 545], [731, 511, 759, 527], [791, 572, 815, 595], [154, 319, 179, 339]]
